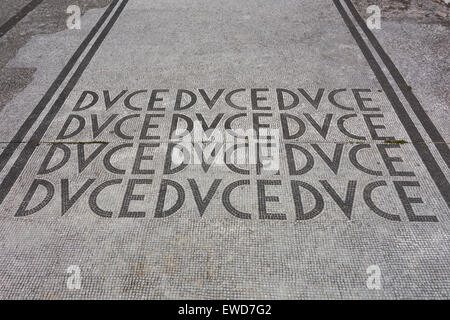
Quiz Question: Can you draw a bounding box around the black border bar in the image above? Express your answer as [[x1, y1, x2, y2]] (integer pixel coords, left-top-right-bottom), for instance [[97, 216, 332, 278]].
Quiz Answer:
[[0, 0, 129, 205], [334, 0, 449, 208], [344, 0, 449, 169], [0, 300, 445, 314], [0, 0, 119, 173], [0, 0, 44, 38]]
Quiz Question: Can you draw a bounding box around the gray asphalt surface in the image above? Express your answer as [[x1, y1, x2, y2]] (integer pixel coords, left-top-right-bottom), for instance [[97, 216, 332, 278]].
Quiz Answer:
[[0, 0, 448, 299]]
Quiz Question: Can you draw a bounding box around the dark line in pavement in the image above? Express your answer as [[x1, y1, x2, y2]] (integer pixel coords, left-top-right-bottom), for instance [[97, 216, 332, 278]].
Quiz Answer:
[[345, 0, 450, 169], [0, 0, 44, 38], [0, 0, 129, 206], [333, 0, 449, 208], [0, 0, 119, 173]]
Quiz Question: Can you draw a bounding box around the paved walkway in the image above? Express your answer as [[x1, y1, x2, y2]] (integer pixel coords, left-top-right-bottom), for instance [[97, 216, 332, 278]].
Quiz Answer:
[[0, 0, 448, 299]]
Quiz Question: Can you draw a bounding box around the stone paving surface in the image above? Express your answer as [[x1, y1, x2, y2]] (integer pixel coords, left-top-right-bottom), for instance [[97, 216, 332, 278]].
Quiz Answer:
[[0, 0, 448, 299]]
